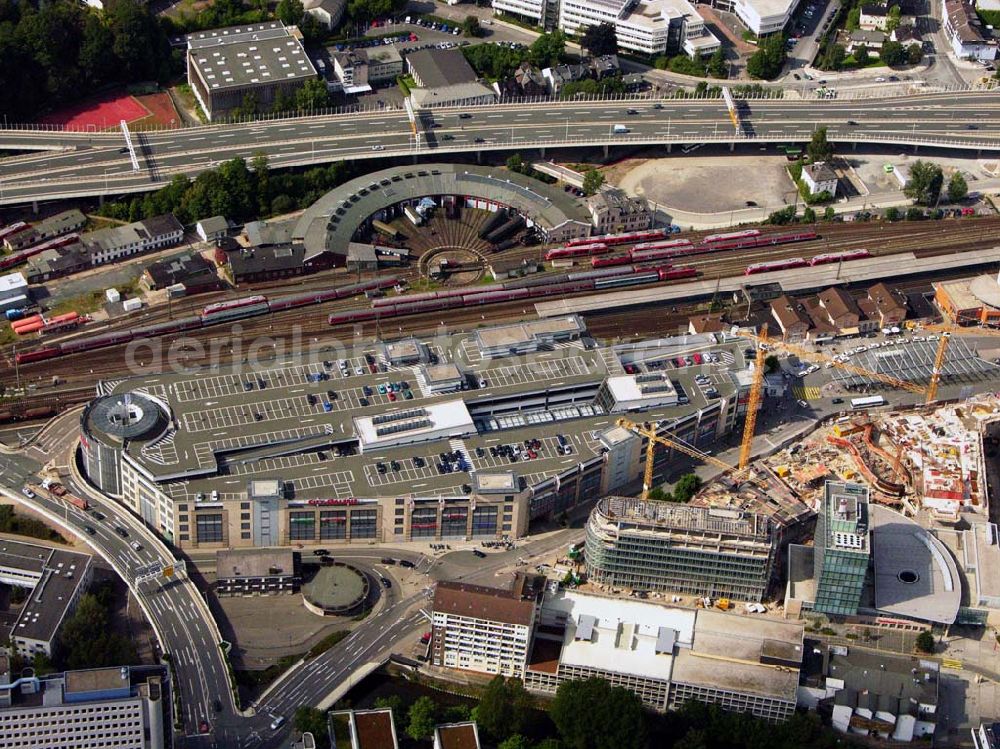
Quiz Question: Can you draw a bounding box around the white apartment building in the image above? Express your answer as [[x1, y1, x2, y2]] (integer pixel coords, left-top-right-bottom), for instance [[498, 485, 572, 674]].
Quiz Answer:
[[0, 663, 167, 749], [82, 215, 184, 266], [431, 574, 545, 678], [943, 0, 998, 60], [0, 541, 93, 659], [493, 0, 551, 25], [722, 0, 800, 36], [555, 0, 718, 56]]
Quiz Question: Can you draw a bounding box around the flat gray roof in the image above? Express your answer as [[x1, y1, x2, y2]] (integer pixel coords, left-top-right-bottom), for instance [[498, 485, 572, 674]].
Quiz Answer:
[[870, 505, 961, 624], [0, 541, 92, 645], [216, 548, 296, 579], [406, 48, 477, 88], [188, 22, 316, 92], [671, 608, 803, 701]]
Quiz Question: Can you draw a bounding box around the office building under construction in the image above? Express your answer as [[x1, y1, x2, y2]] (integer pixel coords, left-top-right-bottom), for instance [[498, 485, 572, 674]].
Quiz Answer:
[[584, 497, 777, 602]]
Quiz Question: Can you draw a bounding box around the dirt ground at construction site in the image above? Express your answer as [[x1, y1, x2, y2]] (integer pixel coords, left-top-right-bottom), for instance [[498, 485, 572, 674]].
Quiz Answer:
[[605, 152, 796, 214]]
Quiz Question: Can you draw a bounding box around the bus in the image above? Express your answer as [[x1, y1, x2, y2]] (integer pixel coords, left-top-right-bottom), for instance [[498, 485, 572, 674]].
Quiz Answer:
[[850, 395, 886, 410]]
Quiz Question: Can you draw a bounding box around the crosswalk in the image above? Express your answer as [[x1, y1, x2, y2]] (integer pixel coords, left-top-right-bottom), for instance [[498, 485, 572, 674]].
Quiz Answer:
[[449, 438, 472, 471], [792, 385, 822, 401]]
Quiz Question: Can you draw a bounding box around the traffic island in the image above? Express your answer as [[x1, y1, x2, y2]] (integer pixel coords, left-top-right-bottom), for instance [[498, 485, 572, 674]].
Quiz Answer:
[[302, 562, 371, 617]]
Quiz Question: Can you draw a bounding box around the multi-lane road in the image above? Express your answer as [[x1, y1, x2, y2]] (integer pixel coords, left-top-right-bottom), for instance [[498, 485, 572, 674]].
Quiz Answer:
[[0, 92, 997, 205], [0, 409, 582, 748]]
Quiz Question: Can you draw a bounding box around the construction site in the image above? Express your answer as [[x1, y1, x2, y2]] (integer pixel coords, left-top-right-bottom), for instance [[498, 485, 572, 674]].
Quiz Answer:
[[574, 387, 1000, 628]]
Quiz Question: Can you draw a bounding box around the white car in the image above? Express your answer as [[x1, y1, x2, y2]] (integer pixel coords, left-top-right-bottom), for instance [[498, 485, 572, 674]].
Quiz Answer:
[[875, 76, 886, 82], [371, 145, 385, 151]]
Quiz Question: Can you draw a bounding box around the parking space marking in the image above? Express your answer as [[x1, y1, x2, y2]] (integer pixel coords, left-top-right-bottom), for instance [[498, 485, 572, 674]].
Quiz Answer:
[[364, 455, 441, 487]]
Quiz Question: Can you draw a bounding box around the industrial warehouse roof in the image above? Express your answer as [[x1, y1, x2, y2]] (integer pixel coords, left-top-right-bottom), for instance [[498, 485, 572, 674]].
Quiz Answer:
[[406, 48, 478, 88], [540, 590, 696, 682], [292, 163, 590, 261], [96, 325, 752, 506], [187, 21, 316, 91], [670, 608, 803, 701]]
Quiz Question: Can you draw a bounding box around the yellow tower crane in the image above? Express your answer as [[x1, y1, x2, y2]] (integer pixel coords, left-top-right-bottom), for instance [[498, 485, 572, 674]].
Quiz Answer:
[[620, 323, 998, 498], [738, 324, 768, 471], [615, 417, 735, 500]]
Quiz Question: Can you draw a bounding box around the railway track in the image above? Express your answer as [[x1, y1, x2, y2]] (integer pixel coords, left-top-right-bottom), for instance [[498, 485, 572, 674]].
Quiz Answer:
[[5, 217, 1000, 399]]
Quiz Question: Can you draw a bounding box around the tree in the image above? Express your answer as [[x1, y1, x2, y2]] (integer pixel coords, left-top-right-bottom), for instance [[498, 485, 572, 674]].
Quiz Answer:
[[907, 43, 923, 64], [499, 736, 533, 749], [475, 676, 533, 740], [823, 205, 836, 221], [582, 168, 604, 196], [529, 30, 566, 68], [106, 0, 170, 82], [906, 206, 924, 220], [903, 160, 944, 206], [276, 0, 304, 26], [647, 486, 669, 501], [880, 40, 905, 66], [581, 22, 617, 57], [854, 44, 870, 66], [947, 171, 968, 203], [406, 696, 437, 741], [506, 153, 525, 173], [534, 741, 564, 749], [768, 205, 797, 224], [56, 591, 138, 671], [462, 15, 482, 37], [821, 42, 846, 70], [79, 14, 117, 87], [707, 46, 726, 78], [551, 678, 648, 749], [885, 206, 901, 221], [807, 127, 833, 162], [674, 730, 709, 749], [295, 77, 330, 112], [669, 55, 707, 76], [373, 695, 406, 727], [294, 707, 329, 746], [802, 206, 816, 223], [764, 354, 779, 373], [915, 630, 935, 653], [886, 4, 902, 32], [746, 34, 786, 80], [672, 473, 703, 503]]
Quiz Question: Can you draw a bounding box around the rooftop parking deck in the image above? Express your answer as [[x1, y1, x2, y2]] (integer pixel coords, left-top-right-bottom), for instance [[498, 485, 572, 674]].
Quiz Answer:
[[101, 327, 752, 505]]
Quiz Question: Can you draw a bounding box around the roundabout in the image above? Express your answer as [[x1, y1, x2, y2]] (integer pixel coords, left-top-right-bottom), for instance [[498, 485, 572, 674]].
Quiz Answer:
[[301, 561, 371, 617]]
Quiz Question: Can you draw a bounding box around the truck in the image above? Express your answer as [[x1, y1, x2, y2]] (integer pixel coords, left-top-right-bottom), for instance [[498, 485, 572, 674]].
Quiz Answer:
[[403, 206, 422, 226], [612, 124, 629, 134]]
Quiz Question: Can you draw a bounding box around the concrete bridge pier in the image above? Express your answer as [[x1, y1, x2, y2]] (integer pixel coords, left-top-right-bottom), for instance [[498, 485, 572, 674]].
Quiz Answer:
[[477, 150, 484, 163], [539, 148, 545, 159], [603, 144, 609, 158], [31, 200, 38, 215], [666, 143, 672, 153], [730, 141, 735, 152]]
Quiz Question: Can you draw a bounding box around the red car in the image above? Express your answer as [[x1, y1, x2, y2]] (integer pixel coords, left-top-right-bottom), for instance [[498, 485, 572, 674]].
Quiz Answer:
[[388, 392, 396, 401]]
